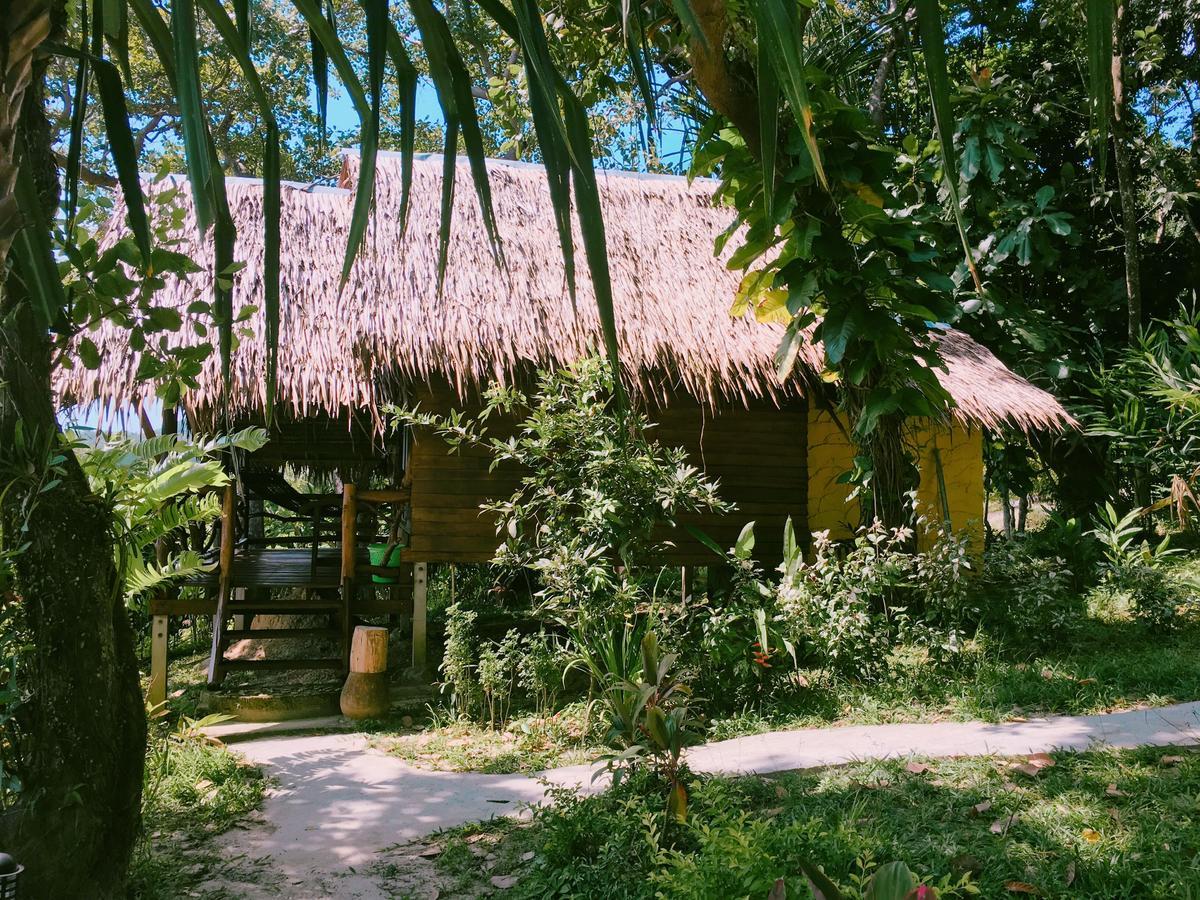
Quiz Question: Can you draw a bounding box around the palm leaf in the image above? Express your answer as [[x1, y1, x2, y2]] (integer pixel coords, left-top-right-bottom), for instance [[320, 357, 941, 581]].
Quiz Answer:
[[757, 25, 779, 222], [63, 0, 90, 227], [756, 0, 826, 190], [170, 0, 215, 232], [384, 23, 418, 235], [10, 158, 68, 330], [914, 0, 982, 292], [408, 0, 503, 264], [339, 0, 388, 289]]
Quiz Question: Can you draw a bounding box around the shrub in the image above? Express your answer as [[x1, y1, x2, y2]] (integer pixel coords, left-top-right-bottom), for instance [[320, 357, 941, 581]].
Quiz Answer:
[[775, 513, 975, 680], [979, 539, 1083, 648], [440, 601, 482, 719], [517, 629, 563, 717], [1090, 502, 1186, 629], [393, 357, 729, 625]]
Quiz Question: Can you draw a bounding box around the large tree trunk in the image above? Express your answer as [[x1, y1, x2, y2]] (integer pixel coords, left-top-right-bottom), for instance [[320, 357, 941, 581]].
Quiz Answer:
[[0, 1, 147, 895]]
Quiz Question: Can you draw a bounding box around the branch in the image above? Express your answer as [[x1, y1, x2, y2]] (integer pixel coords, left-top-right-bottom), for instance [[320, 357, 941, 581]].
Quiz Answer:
[[685, 0, 760, 157], [52, 151, 117, 189]]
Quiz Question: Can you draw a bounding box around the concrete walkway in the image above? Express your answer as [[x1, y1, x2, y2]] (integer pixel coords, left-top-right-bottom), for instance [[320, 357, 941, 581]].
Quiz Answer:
[[204, 702, 1200, 898]]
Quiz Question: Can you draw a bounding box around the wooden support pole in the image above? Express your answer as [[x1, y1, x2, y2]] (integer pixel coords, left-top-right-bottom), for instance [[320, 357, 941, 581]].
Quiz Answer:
[[207, 484, 237, 687], [149, 614, 169, 707], [412, 561, 427, 671], [340, 484, 358, 670], [680, 566, 690, 603]]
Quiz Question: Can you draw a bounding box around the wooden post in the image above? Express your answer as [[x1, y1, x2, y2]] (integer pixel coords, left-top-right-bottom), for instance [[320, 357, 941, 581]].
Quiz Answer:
[[680, 566, 690, 603], [149, 614, 169, 707], [412, 561, 427, 671], [206, 483, 237, 687], [349, 625, 389, 674], [340, 484, 358, 670]]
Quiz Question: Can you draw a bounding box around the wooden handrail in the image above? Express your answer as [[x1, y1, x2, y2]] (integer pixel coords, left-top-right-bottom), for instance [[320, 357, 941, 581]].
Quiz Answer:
[[341, 483, 358, 580], [357, 487, 412, 504]]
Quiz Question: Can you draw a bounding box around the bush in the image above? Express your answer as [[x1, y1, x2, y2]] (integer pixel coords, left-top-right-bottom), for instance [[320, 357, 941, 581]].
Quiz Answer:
[[979, 539, 1084, 648], [394, 357, 728, 626], [775, 514, 975, 680]]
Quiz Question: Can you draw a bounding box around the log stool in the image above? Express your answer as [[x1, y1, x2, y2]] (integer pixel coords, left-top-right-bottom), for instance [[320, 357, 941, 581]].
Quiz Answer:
[[340, 626, 390, 719]]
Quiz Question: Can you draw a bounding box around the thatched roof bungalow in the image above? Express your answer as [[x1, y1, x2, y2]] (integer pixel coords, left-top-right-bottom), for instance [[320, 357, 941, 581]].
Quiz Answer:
[[58, 152, 1073, 564]]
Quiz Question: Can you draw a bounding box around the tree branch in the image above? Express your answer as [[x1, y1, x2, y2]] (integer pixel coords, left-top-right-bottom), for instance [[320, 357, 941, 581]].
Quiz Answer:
[[685, 0, 760, 157]]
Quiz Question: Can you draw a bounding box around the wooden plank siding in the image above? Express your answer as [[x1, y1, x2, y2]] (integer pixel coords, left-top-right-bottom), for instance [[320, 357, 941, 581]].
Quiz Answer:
[[403, 397, 809, 566]]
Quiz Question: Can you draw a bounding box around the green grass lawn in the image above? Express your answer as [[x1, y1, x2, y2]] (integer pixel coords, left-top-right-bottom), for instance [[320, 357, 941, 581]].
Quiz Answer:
[[429, 745, 1200, 898]]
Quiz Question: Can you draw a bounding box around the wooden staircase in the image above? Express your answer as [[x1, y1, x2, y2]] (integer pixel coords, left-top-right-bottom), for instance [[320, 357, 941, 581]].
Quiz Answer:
[[205, 482, 410, 689]]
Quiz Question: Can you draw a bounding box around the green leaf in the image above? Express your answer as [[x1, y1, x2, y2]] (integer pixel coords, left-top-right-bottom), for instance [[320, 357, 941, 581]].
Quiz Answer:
[[10, 158, 68, 331], [756, 0, 826, 190], [915, 0, 982, 293], [757, 27, 780, 221], [864, 861, 917, 900], [339, 0, 388, 289], [384, 24, 418, 235], [734, 521, 756, 559], [79, 337, 101, 370], [171, 0, 215, 232]]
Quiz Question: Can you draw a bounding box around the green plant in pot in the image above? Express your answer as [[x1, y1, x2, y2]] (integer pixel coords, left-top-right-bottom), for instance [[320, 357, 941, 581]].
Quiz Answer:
[[369, 503, 408, 584]]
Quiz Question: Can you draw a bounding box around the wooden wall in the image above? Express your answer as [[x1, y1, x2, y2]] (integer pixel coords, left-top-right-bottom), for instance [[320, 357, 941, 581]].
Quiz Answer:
[[807, 409, 985, 549], [404, 396, 809, 566]]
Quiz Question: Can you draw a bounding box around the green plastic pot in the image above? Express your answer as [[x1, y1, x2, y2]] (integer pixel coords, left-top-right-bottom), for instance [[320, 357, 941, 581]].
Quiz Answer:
[[368, 542, 405, 583]]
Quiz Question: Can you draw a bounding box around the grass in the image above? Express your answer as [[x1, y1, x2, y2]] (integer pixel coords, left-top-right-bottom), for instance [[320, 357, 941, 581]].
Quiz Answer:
[[368, 610, 1200, 775], [707, 613, 1200, 740], [127, 725, 268, 899], [374, 701, 603, 774], [426, 745, 1200, 898]]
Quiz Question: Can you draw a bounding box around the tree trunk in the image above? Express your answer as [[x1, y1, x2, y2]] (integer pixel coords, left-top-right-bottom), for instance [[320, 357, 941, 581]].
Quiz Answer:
[[861, 412, 916, 530], [1111, 0, 1142, 345], [0, 3, 147, 894]]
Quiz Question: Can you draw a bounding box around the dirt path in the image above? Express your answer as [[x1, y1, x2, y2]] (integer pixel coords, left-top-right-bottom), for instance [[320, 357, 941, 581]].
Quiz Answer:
[[198, 701, 1200, 898]]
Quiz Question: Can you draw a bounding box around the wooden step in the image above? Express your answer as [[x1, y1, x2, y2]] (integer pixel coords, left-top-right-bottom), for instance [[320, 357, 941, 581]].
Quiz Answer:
[[222, 628, 341, 641], [227, 600, 342, 613], [219, 658, 344, 672]]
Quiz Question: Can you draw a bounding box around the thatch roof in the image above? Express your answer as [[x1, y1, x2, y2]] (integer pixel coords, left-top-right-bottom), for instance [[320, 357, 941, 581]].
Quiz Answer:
[[56, 152, 1073, 434]]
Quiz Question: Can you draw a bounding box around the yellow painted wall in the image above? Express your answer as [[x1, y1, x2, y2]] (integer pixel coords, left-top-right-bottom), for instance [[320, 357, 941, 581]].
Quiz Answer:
[[806, 409, 984, 549]]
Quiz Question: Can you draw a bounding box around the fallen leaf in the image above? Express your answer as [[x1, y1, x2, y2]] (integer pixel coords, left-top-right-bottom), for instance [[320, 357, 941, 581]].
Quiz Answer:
[[1077, 677, 1096, 686], [520, 851, 535, 863], [969, 800, 993, 817], [1161, 755, 1185, 766], [1005, 881, 1040, 894], [1010, 763, 1042, 778], [1105, 783, 1125, 798], [1108, 807, 1121, 823], [418, 843, 443, 859], [906, 762, 933, 775], [490, 875, 519, 890], [1027, 753, 1056, 770], [990, 813, 1018, 835], [1040, 668, 1055, 680], [1065, 861, 1076, 886], [765, 807, 784, 817], [1082, 828, 1102, 843]]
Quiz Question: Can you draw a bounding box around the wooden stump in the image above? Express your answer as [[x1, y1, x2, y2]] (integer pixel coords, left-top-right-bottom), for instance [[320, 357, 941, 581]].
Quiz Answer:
[[341, 625, 389, 719], [349, 625, 388, 674]]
